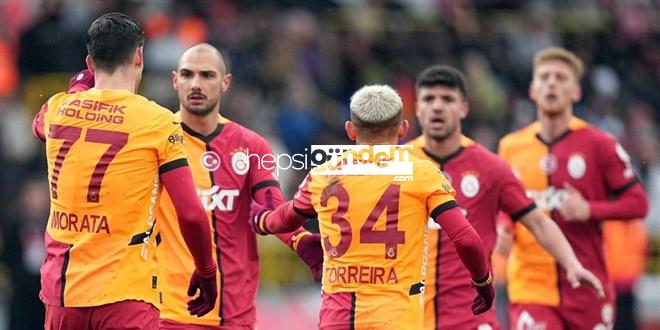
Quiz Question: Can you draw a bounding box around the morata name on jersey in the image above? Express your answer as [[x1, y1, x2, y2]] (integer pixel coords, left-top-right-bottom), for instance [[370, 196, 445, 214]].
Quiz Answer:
[[51, 210, 110, 234]]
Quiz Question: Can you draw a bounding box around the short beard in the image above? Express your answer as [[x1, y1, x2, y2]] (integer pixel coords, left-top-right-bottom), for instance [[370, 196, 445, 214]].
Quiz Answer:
[[184, 99, 219, 117], [426, 125, 455, 142]]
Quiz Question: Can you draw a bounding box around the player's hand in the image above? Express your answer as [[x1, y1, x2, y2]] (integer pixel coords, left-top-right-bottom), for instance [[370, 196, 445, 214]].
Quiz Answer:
[[295, 233, 323, 282], [471, 273, 495, 315], [558, 182, 590, 222], [566, 264, 606, 299], [250, 190, 274, 235], [68, 69, 94, 92], [186, 270, 218, 317]]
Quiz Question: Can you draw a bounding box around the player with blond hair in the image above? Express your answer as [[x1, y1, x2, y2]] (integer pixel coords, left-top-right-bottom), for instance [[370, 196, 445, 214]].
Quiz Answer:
[[499, 47, 648, 329], [252, 84, 495, 329], [409, 64, 604, 330]]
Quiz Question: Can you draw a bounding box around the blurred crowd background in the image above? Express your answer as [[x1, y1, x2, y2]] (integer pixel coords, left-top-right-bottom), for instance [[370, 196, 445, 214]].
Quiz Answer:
[[0, 0, 659, 329]]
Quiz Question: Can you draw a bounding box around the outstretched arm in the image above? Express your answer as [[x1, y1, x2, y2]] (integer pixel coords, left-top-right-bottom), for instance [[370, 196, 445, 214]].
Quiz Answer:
[[253, 186, 323, 281], [253, 196, 311, 235], [520, 208, 605, 298]]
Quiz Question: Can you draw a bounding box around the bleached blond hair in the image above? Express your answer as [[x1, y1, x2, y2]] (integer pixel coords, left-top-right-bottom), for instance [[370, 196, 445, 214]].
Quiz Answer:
[[534, 47, 584, 81], [350, 85, 403, 125]]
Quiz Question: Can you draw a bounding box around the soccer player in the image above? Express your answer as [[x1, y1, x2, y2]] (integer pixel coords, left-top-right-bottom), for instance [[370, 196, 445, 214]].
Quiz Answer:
[[252, 84, 495, 329], [31, 13, 217, 329], [408, 65, 605, 330], [156, 43, 323, 329], [498, 47, 649, 329]]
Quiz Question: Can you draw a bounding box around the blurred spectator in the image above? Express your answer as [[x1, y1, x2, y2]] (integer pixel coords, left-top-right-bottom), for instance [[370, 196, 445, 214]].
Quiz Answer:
[[2, 177, 49, 330], [2, 1, 660, 328]]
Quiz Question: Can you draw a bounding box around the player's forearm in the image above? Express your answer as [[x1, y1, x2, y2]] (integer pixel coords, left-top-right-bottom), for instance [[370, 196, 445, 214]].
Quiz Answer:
[[253, 186, 304, 248], [161, 165, 216, 277], [263, 202, 310, 234], [522, 210, 582, 270], [434, 207, 489, 280], [589, 184, 648, 220], [274, 227, 308, 251]]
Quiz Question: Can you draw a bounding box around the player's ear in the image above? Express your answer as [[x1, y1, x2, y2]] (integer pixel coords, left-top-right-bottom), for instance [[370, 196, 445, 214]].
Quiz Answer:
[[572, 83, 582, 102], [172, 70, 178, 90], [85, 55, 95, 74], [221, 73, 233, 93], [134, 46, 144, 68], [460, 100, 470, 119], [345, 121, 357, 141], [528, 83, 536, 102], [398, 119, 409, 139]]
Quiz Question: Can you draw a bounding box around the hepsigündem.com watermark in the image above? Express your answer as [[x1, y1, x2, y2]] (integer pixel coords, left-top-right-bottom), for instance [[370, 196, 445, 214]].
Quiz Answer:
[[244, 145, 413, 180]]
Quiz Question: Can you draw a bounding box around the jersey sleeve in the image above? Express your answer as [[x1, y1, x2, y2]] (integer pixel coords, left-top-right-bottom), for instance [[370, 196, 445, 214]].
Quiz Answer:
[[496, 160, 536, 221], [601, 136, 638, 194], [248, 134, 280, 197], [157, 119, 188, 174], [32, 102, 48, 142], [423, 164, 458, 218]]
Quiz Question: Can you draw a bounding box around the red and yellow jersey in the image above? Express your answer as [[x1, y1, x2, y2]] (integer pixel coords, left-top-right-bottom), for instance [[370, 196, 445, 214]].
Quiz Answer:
[[409, 136, 535, 329], [157, 113, 298, 327], [293, 153, 457, 329], [37, 89, 187, 307], [499, 118, 637, 306]]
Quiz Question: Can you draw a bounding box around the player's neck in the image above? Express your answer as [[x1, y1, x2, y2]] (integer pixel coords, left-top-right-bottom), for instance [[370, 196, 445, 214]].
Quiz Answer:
[[423, 131, 461, 159], [180, 110, 218, 136], [93, 68, 138, 93], [356, 136, 399, 145], [538, 107, 573, 142]]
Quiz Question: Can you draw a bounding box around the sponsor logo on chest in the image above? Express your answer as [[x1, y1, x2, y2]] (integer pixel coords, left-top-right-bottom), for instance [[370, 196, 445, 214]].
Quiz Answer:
[[197, 185, 239, 211]]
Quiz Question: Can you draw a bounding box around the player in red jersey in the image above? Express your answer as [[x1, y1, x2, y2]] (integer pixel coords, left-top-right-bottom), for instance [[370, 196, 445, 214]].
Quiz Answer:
[[156, 43, 323, 329], [409, 65, 604, 330], [499, 47, 649, 329], [32, 13, 217, 330], [252, 84, 495, 329]]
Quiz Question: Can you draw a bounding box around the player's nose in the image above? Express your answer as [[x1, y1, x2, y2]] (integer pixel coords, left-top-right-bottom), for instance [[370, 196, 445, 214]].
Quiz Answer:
[[190, 75, 203, 89]]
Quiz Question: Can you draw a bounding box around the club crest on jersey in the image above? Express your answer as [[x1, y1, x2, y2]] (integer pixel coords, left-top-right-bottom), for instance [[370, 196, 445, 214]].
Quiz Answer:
[[567, 154, 586, 179], [539, 154, 557, 174], [231, 148, 250, 175], [201, 151, 221, 171], [460, 173, 480, 198]]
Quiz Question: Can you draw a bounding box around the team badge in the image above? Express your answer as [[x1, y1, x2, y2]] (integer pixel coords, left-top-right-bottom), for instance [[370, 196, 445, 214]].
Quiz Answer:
[[231, 149, 249, 175], [539, 154, 557, 174], [567, 154, 586, 179], [460, 173, 480, 198], [201, 151, 221, 171]]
